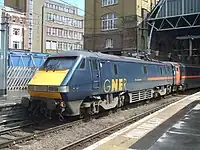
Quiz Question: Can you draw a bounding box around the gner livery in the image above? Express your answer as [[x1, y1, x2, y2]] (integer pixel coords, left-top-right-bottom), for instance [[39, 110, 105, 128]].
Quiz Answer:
[[21, 50, 200, 119]]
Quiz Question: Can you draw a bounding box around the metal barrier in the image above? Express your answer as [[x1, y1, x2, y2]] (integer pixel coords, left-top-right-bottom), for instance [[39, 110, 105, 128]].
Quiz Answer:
[[7, 51, 50, 91]]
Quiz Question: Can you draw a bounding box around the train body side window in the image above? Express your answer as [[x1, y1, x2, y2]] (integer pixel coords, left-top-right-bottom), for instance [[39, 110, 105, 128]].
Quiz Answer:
[[79, 59, 85, 69], [143, 65, 147, 74], [113, 64, 118, 75]]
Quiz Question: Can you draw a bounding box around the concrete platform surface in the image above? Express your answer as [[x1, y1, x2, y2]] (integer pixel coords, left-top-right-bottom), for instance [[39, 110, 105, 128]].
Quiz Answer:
[[0, 90, 29, 107], [83, 91, 200, 150], [130, 100, 200, 150]]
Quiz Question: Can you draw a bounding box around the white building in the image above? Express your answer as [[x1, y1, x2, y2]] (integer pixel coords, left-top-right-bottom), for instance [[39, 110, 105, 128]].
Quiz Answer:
[[43, 0, 84, 53], [3, 6, 27, 50]]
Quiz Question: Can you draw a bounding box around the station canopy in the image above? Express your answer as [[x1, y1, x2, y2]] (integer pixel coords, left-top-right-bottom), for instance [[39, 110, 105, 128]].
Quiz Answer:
[[147, 0, 200, 31]]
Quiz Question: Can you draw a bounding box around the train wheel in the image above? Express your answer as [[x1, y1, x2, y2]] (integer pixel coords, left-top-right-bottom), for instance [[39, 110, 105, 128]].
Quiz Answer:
[[117, 95, 125, 108], [121, 93, 130, 110], [153, 92, 160, 100], [80, 106, 92, 121]]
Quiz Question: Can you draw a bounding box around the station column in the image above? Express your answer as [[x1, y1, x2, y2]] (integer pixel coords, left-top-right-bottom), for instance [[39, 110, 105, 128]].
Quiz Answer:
[[0, 11, 9, 96]]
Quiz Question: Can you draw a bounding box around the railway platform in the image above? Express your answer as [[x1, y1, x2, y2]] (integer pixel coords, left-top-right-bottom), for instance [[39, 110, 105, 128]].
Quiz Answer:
[[0, 90, 28, 108], [83, 91, 200, 150]]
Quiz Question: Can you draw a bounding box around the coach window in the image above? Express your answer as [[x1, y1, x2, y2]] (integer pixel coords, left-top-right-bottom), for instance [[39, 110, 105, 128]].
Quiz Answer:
[[160, 67, 162, 75], [168, 66, 171, 73], [113, 64, 118, 75], [143, 66, 147, 74], [164, 66, 168, 74], [79, 59, 85, 69]]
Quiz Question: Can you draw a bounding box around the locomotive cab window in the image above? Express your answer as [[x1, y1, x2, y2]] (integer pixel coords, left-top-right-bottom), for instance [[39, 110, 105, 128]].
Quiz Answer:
[[91, 60, 98, 70], [40, 56, 77, 71], [113, 64, 118, 75], [79, 58, 86, 69]]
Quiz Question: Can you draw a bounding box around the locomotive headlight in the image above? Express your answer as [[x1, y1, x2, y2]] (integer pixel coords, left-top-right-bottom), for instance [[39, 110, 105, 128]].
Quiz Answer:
[[48, 86, 69, 93], [48, 86, 58, 92]]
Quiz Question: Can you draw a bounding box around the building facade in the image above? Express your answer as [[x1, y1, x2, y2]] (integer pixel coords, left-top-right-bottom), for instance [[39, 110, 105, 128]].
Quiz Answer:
[[2, 6, 28, 50], [4, 0, 43, 52], [4, 0, 84, 53], [4, 0, 27, 12], [43, 0, 84, 53], [84, 0, 156, 55]]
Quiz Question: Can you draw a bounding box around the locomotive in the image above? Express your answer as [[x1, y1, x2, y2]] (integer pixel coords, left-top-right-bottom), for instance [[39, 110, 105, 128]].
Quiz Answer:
[[21, 50, 200, 119]]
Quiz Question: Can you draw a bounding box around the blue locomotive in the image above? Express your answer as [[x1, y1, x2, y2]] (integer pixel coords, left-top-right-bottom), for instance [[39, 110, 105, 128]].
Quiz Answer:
[[21, 50, 200, 119]]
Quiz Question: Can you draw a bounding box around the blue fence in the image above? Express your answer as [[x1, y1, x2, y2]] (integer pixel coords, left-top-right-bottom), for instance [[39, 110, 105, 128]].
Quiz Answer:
[[7, 51, 50, 91], [8, 51, 50, 67]]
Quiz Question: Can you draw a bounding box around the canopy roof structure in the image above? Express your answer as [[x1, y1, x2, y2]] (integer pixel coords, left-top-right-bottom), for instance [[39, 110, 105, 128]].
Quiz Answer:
[[146, 0, 200, 64], [147, 0, 200, 32]]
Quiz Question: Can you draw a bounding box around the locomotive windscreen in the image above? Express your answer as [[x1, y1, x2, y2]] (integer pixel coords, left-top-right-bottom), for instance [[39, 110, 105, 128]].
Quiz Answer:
[[40, 56, 77, 71]]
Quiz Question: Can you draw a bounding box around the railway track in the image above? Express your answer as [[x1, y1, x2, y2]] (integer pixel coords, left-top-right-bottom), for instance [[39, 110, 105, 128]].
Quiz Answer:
[[0, 105, 28, 126], [0, 118, 82, 149], [0, 89, 198, 149], [58, 97, 189, 150]]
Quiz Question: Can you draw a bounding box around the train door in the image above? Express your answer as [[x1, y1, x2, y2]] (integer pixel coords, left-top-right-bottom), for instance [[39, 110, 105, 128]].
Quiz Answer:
[[89, 58, 101, 90], [175, 65, 181, 85]]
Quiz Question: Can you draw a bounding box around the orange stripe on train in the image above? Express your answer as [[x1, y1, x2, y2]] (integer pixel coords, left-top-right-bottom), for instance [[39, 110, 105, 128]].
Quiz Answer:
[[147, 76, 174, 81], [182, 75, 200, 79], [148, 75, 200, 81]]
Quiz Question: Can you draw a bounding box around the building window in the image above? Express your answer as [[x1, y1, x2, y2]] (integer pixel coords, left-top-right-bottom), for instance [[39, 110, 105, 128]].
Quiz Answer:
[[47, 27, 51, 35], [51, 41, 56, 50], [102, 0, 118, 7], [63, 42, 68, 50], [47, 13, 52, 21], [58, 29, 62, 37], [46, 40, 51, 49], [13, 41, 20, 49], [105, 38, 113, 48], [13, 28, 20, 35], [68, 43, 73, 50], [57, 42, 62, 50], [69, 30, 73, 38], [101, 13, 118, 30]]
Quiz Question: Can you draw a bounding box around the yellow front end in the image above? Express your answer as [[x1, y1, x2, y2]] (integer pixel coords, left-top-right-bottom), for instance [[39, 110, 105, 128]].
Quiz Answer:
[[28, 70, 69, 99]]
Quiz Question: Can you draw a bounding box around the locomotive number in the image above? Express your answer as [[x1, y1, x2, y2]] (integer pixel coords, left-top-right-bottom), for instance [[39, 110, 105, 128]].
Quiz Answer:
[[103, 78, 127, 93]]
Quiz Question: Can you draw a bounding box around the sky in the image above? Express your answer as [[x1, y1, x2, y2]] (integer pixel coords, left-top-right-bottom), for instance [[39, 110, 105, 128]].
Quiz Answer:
[[0, 0, 85, 15]]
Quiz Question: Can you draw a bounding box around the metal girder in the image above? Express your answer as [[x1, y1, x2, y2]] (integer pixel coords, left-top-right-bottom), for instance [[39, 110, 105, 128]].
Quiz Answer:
[[147, 0, 166, 49], [147, 0, 200, 31], [148, 14, 200, 31]]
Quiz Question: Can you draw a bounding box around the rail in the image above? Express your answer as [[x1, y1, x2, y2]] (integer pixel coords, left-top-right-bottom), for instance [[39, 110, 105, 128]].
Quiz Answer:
[[0, 119, 82, 149], [59, 97, 182, 150]]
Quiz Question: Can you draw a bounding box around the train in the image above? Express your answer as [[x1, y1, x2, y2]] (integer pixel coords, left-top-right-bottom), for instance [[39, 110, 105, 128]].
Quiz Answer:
[[21, 50, 200, 119]]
